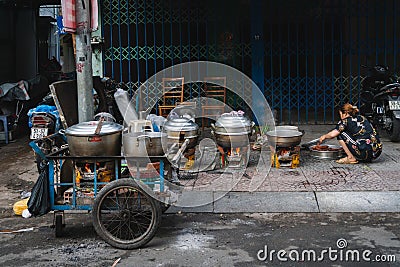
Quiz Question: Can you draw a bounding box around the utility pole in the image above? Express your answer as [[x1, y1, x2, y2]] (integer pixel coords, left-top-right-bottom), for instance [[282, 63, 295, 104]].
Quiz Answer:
[[75, 0, 93, 122]]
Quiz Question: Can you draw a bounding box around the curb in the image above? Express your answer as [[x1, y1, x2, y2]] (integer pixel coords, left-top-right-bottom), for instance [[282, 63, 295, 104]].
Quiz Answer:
[[165, 191, 400, 213]]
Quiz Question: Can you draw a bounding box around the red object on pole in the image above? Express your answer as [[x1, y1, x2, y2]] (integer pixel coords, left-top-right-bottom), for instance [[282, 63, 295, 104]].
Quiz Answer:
[[61, 0, 76, 33], [61, 0, 98, 33], [91, 0, 98, 31]]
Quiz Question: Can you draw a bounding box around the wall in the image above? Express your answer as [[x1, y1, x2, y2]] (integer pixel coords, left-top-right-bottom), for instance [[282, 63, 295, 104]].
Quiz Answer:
[[0, 7, 38, 82], [15, 8, 38, 80], [0, 8, 16, 81]]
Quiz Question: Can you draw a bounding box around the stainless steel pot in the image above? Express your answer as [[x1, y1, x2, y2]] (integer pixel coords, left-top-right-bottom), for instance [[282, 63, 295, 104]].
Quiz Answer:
[[123, 132, 166, 157], [64, 121, 123, 156], [162, 117, 199, 149], [212, 114, 254, 148], [212, 114, 254, 135], [212, 132, 252, 148], [266, 130, 303, 147]]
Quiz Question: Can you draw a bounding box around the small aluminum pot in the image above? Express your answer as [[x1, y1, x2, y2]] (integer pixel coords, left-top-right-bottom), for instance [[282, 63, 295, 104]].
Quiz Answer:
[[266, 130, 303, 147], [123, 132, 166, 157], [162, 117, 199, 149], [212, 114, 254, 148], [212, 114, 254, 135], [212, 132, 251, 148], [64, 121, 123, 157]]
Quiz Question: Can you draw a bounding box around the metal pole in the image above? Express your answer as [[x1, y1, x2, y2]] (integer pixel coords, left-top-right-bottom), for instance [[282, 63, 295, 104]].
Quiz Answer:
[[75, 0, 93, 122]]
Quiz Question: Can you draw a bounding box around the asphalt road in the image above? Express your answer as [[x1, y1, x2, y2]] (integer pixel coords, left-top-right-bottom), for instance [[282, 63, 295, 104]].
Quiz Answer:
[[0, 212, 399, 266]]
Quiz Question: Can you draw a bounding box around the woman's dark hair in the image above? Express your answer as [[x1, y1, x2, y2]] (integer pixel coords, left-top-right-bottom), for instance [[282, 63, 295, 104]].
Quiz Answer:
[[340, 103, 359, 117]]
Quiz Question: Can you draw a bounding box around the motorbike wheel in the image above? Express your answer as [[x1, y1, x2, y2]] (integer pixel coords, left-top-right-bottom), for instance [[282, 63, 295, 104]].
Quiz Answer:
[[388, 116, 400, 142]]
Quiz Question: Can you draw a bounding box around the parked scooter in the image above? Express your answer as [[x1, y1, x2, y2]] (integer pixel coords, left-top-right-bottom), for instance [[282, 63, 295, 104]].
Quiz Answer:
[[360, 65, 400, 141], [28, 104, 63, 171]]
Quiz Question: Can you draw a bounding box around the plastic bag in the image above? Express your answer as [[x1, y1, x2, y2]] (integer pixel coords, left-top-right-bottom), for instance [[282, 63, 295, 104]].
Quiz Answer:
[[27, 164, 51, 217], [13, 198, 29, 216], [114, 88, 138, 125]]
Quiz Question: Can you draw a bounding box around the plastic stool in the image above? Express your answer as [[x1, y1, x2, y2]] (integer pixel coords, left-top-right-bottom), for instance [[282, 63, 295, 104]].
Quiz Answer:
[[128, 120, 154, 133], [0, 115, 9, 144]]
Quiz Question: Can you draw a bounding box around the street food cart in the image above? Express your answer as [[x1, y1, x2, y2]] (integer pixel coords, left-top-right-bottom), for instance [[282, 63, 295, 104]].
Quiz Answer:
[[30, 132, 168, 249]]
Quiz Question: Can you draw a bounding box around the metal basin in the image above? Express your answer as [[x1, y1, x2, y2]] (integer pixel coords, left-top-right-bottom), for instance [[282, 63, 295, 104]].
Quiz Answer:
[[310, 144, 345, 159]]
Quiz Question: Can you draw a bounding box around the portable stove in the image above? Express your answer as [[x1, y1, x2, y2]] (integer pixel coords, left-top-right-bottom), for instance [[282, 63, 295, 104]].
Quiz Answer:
[[218, 145, 250, 169], [271, 145, 301, 168]]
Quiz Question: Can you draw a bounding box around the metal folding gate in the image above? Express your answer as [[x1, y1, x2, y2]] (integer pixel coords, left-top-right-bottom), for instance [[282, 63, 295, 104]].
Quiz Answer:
[[100, 0, 400, 124]]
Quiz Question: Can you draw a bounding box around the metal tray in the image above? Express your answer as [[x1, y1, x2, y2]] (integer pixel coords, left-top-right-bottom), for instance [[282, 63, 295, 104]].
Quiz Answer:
[[309, 144, 345, 159]]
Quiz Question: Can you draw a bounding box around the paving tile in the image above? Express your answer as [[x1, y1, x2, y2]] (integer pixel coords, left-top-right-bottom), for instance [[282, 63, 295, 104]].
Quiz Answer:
[[181, 128, 400, 194]]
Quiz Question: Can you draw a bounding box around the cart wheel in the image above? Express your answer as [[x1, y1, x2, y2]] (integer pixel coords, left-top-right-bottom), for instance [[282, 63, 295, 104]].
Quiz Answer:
[[55, 214, 63, 237], [92, 178, 162, 249]]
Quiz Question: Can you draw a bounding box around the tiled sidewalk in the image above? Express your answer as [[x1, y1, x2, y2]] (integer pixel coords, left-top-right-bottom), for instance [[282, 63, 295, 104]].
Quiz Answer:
[[180, 125, 400, 193]]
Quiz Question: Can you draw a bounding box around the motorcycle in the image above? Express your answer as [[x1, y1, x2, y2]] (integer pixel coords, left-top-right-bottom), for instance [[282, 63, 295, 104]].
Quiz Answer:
[[28, 104, 63, 171], [360, 65, 400, 142]]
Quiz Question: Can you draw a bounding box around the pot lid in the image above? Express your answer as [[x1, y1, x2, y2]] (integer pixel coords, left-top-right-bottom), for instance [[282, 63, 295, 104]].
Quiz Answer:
[[65, 121, 123, 136], [163, 117, 199, 132], [215, 114, 252, 128]]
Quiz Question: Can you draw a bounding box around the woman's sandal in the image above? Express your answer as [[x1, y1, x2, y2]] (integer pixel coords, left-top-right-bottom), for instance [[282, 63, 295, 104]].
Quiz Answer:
[[336, 157, 358, 164]]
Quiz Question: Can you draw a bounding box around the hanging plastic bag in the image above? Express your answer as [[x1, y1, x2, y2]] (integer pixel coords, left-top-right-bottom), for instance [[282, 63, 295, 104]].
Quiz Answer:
[[114, 88, 138, 125], [27, 164, 51, 217]]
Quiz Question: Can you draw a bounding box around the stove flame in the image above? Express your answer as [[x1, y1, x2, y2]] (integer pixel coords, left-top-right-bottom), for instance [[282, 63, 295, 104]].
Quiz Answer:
[[227, 147, 242, 156], [84, 163, 92, 173]]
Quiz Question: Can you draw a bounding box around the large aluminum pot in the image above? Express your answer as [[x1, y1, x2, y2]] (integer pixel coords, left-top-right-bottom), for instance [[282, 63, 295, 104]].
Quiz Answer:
[[266, 130, 303, 147], [162, 117, 199, 149], [275, 125, 299, 131], [212, 114, 254, 148], [64, 121, 123, 156], [123, 132, 167, 157]]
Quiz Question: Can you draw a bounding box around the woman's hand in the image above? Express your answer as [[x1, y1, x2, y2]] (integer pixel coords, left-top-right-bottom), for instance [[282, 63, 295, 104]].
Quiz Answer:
[[318, 134, 326, 144]]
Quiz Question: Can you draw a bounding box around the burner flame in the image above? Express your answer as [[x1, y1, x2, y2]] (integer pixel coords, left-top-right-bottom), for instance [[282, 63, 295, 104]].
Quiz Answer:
[[84, 163, 92, 173], [228, 147, 241, 156]]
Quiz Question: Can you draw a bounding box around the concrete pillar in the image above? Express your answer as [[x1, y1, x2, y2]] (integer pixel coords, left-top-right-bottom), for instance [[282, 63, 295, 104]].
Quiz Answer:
[[75, 0, 93, 122]]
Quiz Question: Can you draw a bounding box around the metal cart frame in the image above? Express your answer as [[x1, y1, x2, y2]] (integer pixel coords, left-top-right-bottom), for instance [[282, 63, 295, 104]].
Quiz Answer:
[[29, 133, 167, 249]]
